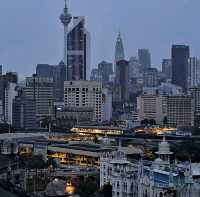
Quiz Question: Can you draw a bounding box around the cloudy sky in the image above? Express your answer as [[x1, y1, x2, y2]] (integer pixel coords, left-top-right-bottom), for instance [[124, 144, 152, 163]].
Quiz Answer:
[[0, 0, 199, 79]]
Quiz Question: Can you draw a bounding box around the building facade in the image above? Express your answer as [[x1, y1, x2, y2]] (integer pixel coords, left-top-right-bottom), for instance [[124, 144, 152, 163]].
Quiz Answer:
[[4, 83, 18, 124], [98, 61, 113, 83], [187, 57, 200, 89], [36, 62, 66, 101], [12, 93, 37, 129], [100, 138, 200, 197], [143, 68, 158, 87], [162, 59, 172, 82], [23, 76, 54, 120], [128, 57, 142, 80], [116, 60, 129, 103], [0, 72, 18, 120], [167, 95, 194, 127], [64, 80, 103, 122], [67, 16, 91, 80], [137, 94, 167, 125], [171, 45, 190, 90]]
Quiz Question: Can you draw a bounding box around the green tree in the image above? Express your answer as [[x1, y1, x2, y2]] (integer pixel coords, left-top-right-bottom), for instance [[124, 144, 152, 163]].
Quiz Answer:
[[75, 178, 99, 197]]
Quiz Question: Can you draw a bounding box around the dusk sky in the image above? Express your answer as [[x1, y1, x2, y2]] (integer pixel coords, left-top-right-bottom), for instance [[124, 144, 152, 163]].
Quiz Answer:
[[0, 0, 200, 79]]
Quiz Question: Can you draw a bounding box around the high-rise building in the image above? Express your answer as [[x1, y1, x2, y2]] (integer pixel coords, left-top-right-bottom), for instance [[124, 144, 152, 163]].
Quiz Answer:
[[116, 60, 129, 103], [12, 90, 37, 129], [64, 81, 103, 122], [137, 94, 167, 125], [187, 57, 200, 89], [162, 59, 172, 81], [36, 62, 66, 101], [23, 76, 54, 119], [98, 61, 113, 83], [138, 49, 151, 70], [167, 95, 194, 127], [4, 83, 18, 124], [67, 16, 91, 80], [0, 72, 18, 120], [143, 68, 158, 87], [60, 0, 72, 67], [171, 45, 190, 90], [114, 32, 125, 74]]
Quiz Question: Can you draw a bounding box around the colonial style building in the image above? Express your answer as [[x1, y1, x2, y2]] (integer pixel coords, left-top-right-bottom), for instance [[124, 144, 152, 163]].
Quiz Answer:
[[100, 137, 200, 197]]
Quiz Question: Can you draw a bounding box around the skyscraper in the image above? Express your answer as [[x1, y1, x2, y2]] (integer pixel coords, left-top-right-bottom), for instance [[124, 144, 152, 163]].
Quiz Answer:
[[171, 45, 190, 90], [67, 16, 91, 80], [60, 0, 72, 66], [116, 60, 129, 103], [138, 49, 151, 70], [114, 32, 125, 74]]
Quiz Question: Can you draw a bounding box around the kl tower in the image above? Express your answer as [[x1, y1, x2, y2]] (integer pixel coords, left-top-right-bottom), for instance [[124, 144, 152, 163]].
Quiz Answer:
[[60, 0, 72, 71]]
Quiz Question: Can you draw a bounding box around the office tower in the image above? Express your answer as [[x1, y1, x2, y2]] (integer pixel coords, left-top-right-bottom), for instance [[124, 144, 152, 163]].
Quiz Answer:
[[171, 45, 190, 90], [0, 72, 18, 120], [98, 61, 113, 83], [143, 68, 158, 87], [137, 94, 167, 125], [167, 95, 194, 127], [60, 0, 72, 66], [64, 81, 103, 122], [114, 32, 125, 74], [187, 57, 200, 89], [67, 16, 91, 80], [36, 62, 66, 101], [128, 57, 142, 79], [4, 83, 18, 124], [12, 90, 36, 129], [116, 60, 129, 102], [23, 76, 54, 119], [138, 49, 151, 70], [162, 59, 172, 81]]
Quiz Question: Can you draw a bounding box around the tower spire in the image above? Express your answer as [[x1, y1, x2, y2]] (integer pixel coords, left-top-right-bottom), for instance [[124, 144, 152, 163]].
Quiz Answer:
[[65, 0, 67, 9]]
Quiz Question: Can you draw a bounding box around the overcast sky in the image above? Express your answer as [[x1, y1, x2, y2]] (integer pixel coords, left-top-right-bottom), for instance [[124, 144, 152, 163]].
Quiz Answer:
[[0, 0, 199, 79]]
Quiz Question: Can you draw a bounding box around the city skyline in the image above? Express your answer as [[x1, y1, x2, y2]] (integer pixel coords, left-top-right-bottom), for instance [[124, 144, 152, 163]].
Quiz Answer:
[[0, 0, 200, 79]]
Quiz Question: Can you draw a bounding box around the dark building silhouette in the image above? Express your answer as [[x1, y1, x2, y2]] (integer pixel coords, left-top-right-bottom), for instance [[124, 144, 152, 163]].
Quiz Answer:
[[171, 45, 190, 90], [115, 60, 129, 103], [138, 49, 151, 70], [36, 62, 66, 101]]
